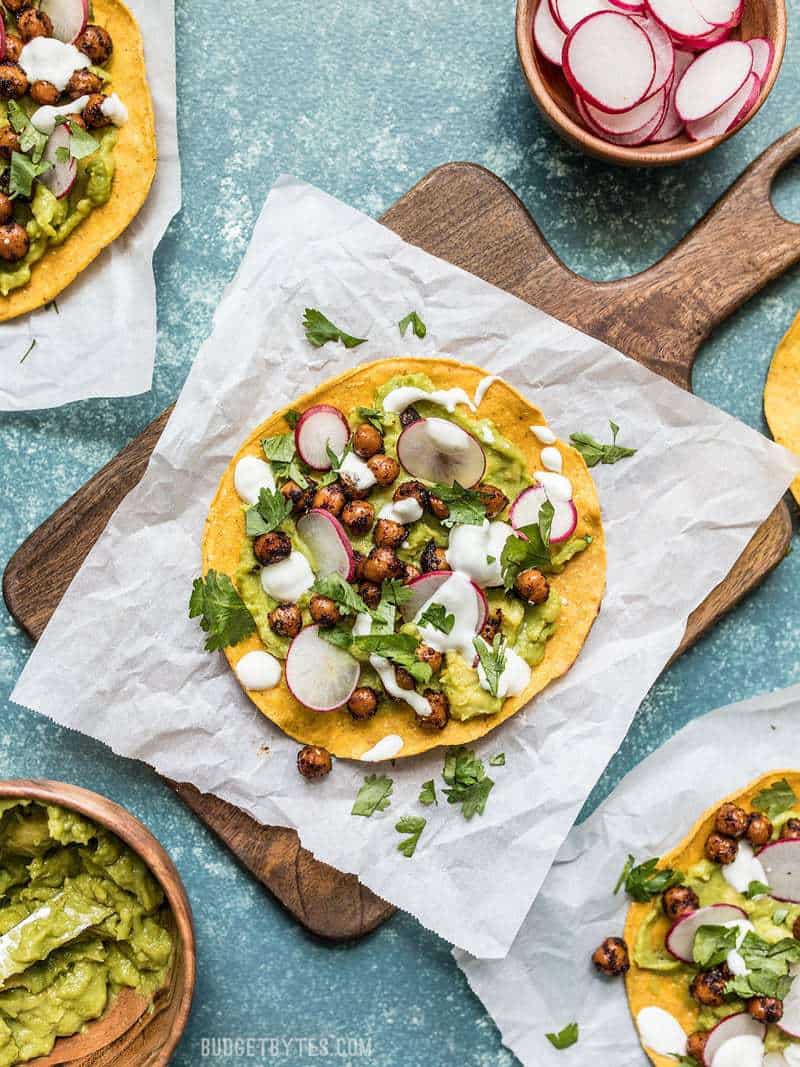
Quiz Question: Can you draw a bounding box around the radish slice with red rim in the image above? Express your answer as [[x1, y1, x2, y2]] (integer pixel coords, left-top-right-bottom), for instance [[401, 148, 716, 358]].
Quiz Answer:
[[39, 0, 88, 43], [552, 0, 615, 33], [564, 11, 656, 113], [690, 0, 743, 28], [399, 570, 488, 632], [396, 418, 486, 488], [294, 404, 350, 471], [756, 840, 800, 904], [39, 123, 76, 200], [703, 1014, 766, 1067], [778, 965, 800, 1039], [748, 37, 774, 81], [665, 903, 748, 963], [296, 509, 355, 581], [645, 0, 713, 40], [510, 484, 578, 544], [534, 0, 567, 65], [669, 25, 732, 50], [584, 84, 666, 135], [576, 89, 667, 145], [631, 14, 675, 96], [285, 625, 360, 711], [685, 71, 759, 140], [609, 0, 645, 11], [675, 40, 753, 122]]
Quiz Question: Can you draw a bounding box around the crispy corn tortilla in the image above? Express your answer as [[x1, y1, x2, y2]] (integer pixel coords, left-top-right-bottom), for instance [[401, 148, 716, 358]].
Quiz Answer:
[[203, 357, 606, 760], [765, 311, 800, 506], [0, 0, 157, 322], [624, 771, 800, 1066]]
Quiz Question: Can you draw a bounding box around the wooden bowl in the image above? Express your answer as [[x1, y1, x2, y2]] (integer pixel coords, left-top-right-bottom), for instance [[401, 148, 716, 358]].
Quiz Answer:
[[0, 780, 195, 1067], [516, 0, 787, 166]]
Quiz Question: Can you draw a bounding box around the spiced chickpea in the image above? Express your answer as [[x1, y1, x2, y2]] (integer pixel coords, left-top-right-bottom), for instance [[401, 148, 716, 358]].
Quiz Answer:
[[83, 93, 111, 130], [480, 609, 503, 644], [0, 126, 20, 160], [253, 530, 291, 566], [662, 885, 699, 921], [403, 563, 421, 583], [2, 0, 31, 14], [268, 603, 302, 639], [341, 499, 374, 536], [30, 80, 59, 106], [296, 745, 332, 781], [476, 483, 509, 519], [421, 540, 449, 574], [66, 69, 103, 100], [367, 454, 399, 487], [0, 194, 13, 226], [690, 966, 730, 1007], [75, 23, 114, 64], [714, 802, 749, 839], [374, 519, 406, 550], [427, 493, 449, 521], [3, 36, 22, 63], [312, 482, 346, 517], [782, 819, 800, 841], [705, 832, 738, 865], [748, 997, 783, 1024], [417, 645, 443, 674], [352, 423, 383, 459], [17, 9, 53, 40], [0, 223, 29, 264], [416, 691, 449, 730], [0, 62, 29, 100], [347, 687, 379, 721], [399, 405, 421, 427], [747, 812, 773, 848], [686, 1032, 710, 1064], [514, 568, 550, 605], [361, 547, 403, 583], [793, 915, 800, 941], [591, 938, 630, 977], [393, 480, 428, 511], [357, 581, 382, 610], [309, 596, 341, 627]]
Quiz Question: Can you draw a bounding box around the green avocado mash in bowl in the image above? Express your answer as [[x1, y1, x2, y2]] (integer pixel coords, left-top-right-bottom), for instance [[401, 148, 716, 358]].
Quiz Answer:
[[0, 781, 194, 1066]]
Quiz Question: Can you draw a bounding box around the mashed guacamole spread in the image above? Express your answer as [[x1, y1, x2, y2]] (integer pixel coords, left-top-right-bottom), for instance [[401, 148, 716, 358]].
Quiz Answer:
[[0, 799, 173, 1066]]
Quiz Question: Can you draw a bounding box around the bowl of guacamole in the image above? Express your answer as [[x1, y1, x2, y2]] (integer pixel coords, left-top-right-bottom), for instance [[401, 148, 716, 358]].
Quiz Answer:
[[0, 781, 195, 1066]]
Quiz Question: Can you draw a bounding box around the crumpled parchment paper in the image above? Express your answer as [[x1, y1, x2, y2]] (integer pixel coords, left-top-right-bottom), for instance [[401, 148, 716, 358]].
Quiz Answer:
[[11, 176, 799, 957], [456, 683, 800, 1063], [0, 0, 180, 412]]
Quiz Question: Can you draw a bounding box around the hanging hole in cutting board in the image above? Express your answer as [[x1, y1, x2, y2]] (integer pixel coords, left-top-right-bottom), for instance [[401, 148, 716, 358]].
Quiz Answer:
[[771, 155, 800, 224]]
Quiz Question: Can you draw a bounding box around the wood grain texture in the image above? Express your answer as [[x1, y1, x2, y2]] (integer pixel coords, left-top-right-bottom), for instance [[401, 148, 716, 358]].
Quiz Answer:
[[5, 143, 799, 942], [0, 780, 194, 1066]]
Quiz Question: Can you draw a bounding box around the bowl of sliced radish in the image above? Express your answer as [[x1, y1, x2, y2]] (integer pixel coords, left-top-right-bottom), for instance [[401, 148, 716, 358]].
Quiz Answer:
[[517, 0, 786, 164]]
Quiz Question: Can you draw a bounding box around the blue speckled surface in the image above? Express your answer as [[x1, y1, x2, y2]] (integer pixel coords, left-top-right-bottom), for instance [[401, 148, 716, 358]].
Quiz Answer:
[[0, 1, 799, 1063]]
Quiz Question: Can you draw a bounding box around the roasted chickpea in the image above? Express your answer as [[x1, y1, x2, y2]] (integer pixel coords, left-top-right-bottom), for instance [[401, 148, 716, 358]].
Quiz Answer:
[[686, 1032, 710, 1065], [705, 831, 738, 865], [746, 812, 773, 848], [421, 540, 450, 574], [361, 547, 404, 584], [0, 194, 13, 226], [340, 499, 374, 536], [662, 885, 699, 921], [416, 690, 450, 730], [83, 93, 111, 130], [268, 602, 302, 639], [3, 36, 22, 63], [0, 223, 29, 264], [297, 745, 332, 781], [63, 113, 86, 130], [253, 530, 292, 566], [352, 422, 383, 459], [793, 915, 800, 941], [374, 519, 406, 550], [715, 802, 750, 839], [309, 595, 341, 627], [782, 819, 800, 841], [395, 667, 416, 691], [30, 80, 59, 106], [394, 480, 428, 511], [66, 68, 103, 100], [514, 568, 550, 605], [403, 562, 421, 583], [339, 473, 371, 501], [476, 483, 509, 520], [312, 482, 346, 517], [748, 996, 783, 1024], [591, 937, 630, 977], [417, 644, 443, 674], [399, 405, 421, 427], [3, 0, 32, 13], [348, 686, 379, 721], [357, 581, 382, 610], [0, 126, 20, 161], [280, 479, 305, 510], [366, 453, 400, 487], [480, 608, 503, 644], [690, 965, 730, 1007], [17, 9, 53, 40], [427, 493, 450, 521], [0, 62, 29, 100], [75, 23, 113, 64]]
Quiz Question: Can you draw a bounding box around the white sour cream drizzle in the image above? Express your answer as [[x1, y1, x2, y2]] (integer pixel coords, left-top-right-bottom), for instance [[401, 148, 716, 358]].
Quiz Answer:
[[19, 38, 89, 92], [31, 96, 88, 135], [381, 386, 475, 414], [636, 1007, 687, 1058], [540, 446, 563, 473], [722, 919, 755, 977], [101, 92, 128, 127], [370, 655, 432, 717], [260, 552, 314, 601], [361, 734, 404, 762], [339, 451, 376, 492], [477, 645, 531, 698], [473, 375, 501, 407], [712, 1035, 765, 1067], [379, 497, 423, 525], [427, 417, 471, 454], [446, 520, 513, 588], [530, 424, 557, 445], [234, 456, 275, 505], [534, 471, 573, 502], [722, 841, 768, 895], [235, 650, 281, 691], [414, 572, 481, 662]]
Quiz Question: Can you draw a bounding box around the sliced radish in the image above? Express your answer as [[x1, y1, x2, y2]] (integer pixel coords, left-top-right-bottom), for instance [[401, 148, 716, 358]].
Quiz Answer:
[[285, 625, 360, 711], [778, 965, 800, 1039], [665, 903, 747, 963], [585, 84, 666, 135], [39, 124, 76, 200], [576, 90, 667, 144], [39, 0, 88, 43], [296, 509, 355, 581], [399, 570, 488, 632], [748, 37, 774, 81], [691, 0, 743, 29], [294, 404, 350, 471], [609, 0, 646, 11], [703, 1014, 766, 1067], [757, 840, 800, 904], [396, 418, 486, 488], [645, 0, 713, 40], [509, 484, 578, 544], [0, 22, 5, 61], [552, 0, 615, 33], [649, 51, 692, 141], [675, 40, 753, 122], [563, 11, 656, 113], [631, 14, 675, 96], [685, 72, 759, 140], [534, 0, 567, 65]]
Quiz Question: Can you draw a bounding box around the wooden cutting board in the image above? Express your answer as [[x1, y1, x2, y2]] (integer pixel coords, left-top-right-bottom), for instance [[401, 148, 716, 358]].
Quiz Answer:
[[5, 128, 800, 941]]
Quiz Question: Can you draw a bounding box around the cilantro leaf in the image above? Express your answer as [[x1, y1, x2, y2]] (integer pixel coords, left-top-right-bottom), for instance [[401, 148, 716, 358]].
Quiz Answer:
[[618, 857, 683, 902], [351, 774, 393, 817], [725, 932, 800, 1000], [429, 481, 487, 528], [245, 487, 292, 537], [379, 579, 412, 607], [262, 432, 296, 464], [189, 571, 256, 652], [546, 1023, 578, 1050], [473, 634, 507, 698], [746, 880, 771, 899], [312, 573, 372, 617], [614, 855, 636, 895], [319, 624, 354, 651], [753, 778, 797, 820], [55, 117, 99, 160], [442, 747, 494, 820], [55, 146, 70, 163], [9, 151, 51, 198], [538, 500, 554, 546], [356, 406, 387, 433], [303, 308, 367, 349], [353, 633, 432, 686], [325, 439, 353, 473], [398, 311, 427, 339], [419, 780, 437, 806], [396, 815, 426, 857], [500, 524, 553, 591], [284, 409, 301, 429], [693, 924, 739, 969], [8, 101, 47, 163], [18, 339, 36, 364], [489, 753, 505, 767], [569, 421, 636, 468], [418, 602, 455, 635]]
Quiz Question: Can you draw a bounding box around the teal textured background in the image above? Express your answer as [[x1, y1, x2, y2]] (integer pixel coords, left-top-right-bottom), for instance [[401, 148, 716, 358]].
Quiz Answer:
[[1, 1, 800, 1063]]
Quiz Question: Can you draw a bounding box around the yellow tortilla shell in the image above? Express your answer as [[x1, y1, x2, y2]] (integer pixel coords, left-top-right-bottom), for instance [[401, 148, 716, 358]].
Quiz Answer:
[[765, 311, 800, 506], [0, 0, 157, 322], [625, 771, 800, 1065], [203, 357, 606, 760]]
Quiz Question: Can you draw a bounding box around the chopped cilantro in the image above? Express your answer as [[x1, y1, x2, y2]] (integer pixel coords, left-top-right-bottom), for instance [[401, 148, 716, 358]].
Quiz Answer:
[[538, 499, 554, 546], [546, 1023, 578, 1050], [442, 747, 494, 820], [351, 774, 393, 817], [319, 624, 354, 651], [379, 579, 412, 607], [8, 101, 47, 162], [356, 406, 387, 432], [429, 481, 486, 528], [489, 753, 505, 767], [725, 932, 800, 1000], [65, 119, 99, 160], [325, 439, 353, 473], [617, 857, 683, 902], [500, 524, 553, 591], [693, 924, 739, 968], [312, 573, 372, 617], [284, 409, 301, 429], [419, 780, 437, 806], [303, 308, 366, 349], [753, 778, 797, 820], [395, 815, 426, 857], [418, 602, 455, 635], [262, 432, 296, 464], [245, 487, 292, 536], [569, 421, 636, 468], [189, 571, 256, 652], [18, 338, 36, 364], [353, 633, 432, 686], [746, 880, 771, 899], [473, 634, 507, 698], [9, 151, 51, 198], [398, 310, 427, 339]]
